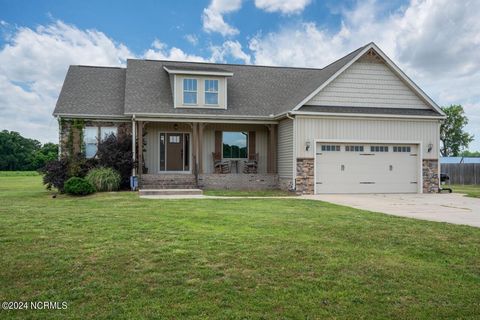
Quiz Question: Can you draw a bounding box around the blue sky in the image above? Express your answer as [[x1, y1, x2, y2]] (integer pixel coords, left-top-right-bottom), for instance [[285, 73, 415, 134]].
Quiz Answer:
[[0, 0, 479, 151]]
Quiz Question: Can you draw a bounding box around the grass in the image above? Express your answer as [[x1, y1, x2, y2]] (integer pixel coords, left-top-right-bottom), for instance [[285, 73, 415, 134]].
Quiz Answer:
[[0, 171, 39, 177], [204, 189, 295, 197], [0, 174, 479, 319], [452, 184, 480, 198]]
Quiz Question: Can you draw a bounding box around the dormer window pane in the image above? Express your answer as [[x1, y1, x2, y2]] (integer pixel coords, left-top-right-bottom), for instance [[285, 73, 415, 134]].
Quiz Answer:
[[183, 78, 197, 104], [205, 79, 218, 105]]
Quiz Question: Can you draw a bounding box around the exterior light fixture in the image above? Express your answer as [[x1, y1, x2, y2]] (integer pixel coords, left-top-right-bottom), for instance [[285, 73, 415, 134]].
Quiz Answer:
[[306, 140, 311, 151], [173, 123, 179, 131], [428, 143, 433, 152]]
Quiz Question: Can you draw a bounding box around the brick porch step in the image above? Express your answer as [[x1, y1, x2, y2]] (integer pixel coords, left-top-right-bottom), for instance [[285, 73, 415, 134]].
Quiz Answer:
[[139, 189, 203, 196]]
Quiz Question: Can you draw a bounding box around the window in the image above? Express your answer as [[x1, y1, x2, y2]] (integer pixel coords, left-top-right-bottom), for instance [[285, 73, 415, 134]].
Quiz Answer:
[[100, 127, 117, 141], [84, 126, 117, 158], [223, 132, 248, 158], [321, 145, 340, 152], [183, 78, 197, 104], [370, 146, 389, 152], [169, 135, 180, 143], [84, 127, 98, 158], [393, 146, 411, 153], [345, 145, 364, 152], [205, 79, 219, 105]]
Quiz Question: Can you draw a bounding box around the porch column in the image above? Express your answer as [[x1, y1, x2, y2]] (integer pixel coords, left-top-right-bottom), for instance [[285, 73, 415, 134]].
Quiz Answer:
[[132, 119, 136, 176], [192, 122, 198, 175], [267, 124, 277, 174], [198, 123, 205, 174], [137, 121, 143, 176]]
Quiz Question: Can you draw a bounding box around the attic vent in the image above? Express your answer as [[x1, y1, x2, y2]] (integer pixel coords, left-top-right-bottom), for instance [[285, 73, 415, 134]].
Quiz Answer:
[[362, 48, 383, 63]]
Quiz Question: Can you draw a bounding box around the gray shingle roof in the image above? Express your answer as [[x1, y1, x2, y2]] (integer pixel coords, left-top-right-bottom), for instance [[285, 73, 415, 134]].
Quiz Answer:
[[298, 105, 442, 116], [54, 66, 126, 117], [54, 43, 441, 119], [124, 45, 366, 117]]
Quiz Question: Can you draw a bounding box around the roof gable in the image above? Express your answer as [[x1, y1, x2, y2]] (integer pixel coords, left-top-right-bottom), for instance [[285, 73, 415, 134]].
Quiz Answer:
[[293, 43, 445, 116]]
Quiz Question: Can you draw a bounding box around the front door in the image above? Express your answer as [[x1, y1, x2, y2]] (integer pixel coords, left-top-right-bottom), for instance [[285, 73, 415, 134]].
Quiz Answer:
[[166, 133, 184, 171]]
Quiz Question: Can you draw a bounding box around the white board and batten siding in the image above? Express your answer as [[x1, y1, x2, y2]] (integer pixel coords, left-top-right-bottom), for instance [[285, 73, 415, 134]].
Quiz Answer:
[[305, 57, 431, 109], [277, 118, 294, 180]]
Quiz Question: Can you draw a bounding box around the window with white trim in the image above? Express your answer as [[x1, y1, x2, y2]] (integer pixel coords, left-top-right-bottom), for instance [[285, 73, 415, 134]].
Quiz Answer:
[[370, 146, 389, 152], [205, 79, 219, 105], [393, 146, 411, 153], [84, 126, 117, 158], [183, 78, 197, 104], [345, 145, 364, 152], [321, 145, 340, 152]]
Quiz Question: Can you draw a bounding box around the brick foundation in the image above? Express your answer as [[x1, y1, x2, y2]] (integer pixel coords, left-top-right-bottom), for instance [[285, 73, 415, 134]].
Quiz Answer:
[[295, 158, 314, 195], [198, 174, 278, 190], [423, 159, 439, 193]]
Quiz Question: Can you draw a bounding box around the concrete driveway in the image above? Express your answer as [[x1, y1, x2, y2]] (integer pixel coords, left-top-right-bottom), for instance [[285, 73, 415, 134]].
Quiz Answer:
[[303, 193, 480, 227]]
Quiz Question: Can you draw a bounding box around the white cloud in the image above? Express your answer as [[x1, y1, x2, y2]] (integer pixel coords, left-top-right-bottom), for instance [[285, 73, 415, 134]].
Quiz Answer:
[[249, 0, 480, 150], [202, 0, 242, 36], [0, 20, 134, 143], [210, 40, 251, 64], [254, 0, 311, 14], [184, 34, 199, 46], [144, 39, 207, 62]]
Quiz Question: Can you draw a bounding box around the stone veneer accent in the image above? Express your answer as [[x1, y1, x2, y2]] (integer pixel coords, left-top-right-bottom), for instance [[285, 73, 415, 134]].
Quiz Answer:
[[198, 174, 278, 190], [422, 159, 439, 193], [59, 120, 131, 157], [295, 158, 314, 195]]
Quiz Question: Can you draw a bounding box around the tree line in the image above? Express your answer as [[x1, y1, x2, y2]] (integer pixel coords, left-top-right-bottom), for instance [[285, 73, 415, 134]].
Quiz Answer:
[[0, 130, 58, 171]]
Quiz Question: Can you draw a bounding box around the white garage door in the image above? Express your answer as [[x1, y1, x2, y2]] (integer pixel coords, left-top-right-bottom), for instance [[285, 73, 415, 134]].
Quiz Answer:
[[315, 143, 419, 194]]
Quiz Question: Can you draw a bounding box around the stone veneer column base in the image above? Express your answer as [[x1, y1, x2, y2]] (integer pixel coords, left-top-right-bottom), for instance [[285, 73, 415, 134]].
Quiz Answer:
[[295, 158, 314, 195], [423, 159, 439, 193]]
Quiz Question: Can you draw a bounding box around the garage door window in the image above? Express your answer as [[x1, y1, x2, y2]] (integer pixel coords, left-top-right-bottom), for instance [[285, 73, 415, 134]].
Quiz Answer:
[[393, 146, 411, 152], [345, 145, 364, 152], [370, 146, 389, 152], [321, 145, 340, 151]]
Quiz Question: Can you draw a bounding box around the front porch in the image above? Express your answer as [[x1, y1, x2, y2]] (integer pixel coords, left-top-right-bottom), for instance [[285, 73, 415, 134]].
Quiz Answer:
[[133, 120, 279, 189]]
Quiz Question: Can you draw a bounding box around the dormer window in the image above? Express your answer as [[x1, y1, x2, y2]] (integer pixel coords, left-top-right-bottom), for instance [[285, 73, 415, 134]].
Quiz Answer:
[[205, 80, 219, 105], [183, 78, 197, 104]]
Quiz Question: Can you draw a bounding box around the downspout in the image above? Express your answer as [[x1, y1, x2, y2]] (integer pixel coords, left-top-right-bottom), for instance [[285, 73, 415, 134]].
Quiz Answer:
[[286, 112, 296, 192]]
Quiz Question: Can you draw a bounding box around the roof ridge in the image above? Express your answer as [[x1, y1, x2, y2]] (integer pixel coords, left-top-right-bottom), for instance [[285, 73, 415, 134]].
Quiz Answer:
[[71, 65, 125, 70], [128, 58, 324, 71]]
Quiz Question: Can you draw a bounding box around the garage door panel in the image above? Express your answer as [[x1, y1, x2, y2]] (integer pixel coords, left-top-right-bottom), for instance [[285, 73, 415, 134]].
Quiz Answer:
[[315, 143, 419, 194]]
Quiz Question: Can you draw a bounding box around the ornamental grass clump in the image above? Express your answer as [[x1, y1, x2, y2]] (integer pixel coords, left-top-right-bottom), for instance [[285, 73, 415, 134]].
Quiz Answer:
[[64, 177, 95, 196], [85, 167, 121, 192]]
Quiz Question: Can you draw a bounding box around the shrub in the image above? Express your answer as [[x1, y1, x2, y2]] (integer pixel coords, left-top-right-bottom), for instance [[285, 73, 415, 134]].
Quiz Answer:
[[40, 158, 69, 192], [64, 177, 95, 196], [97, 134, 133, 188], [85, 167, 121, 192]]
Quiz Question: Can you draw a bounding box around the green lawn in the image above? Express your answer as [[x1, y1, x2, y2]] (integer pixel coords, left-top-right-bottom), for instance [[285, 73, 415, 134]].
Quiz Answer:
[[452, 184, 480, 198], [1, 174, 479, 319]]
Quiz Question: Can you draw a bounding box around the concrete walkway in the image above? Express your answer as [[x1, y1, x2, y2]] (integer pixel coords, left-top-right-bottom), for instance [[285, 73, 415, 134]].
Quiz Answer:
[[303, 193, 480, 228]]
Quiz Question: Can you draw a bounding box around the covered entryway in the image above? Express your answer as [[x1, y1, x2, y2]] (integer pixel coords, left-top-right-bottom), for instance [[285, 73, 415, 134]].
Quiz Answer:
[[315, 142, 420, 194]]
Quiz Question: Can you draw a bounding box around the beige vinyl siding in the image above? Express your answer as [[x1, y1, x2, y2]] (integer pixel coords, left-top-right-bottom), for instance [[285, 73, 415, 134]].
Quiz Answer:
[[306, 58, 430, 109], [202, 124, 268, 174], [277, 118, 293, 179], [295, 116, 440, 160]]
